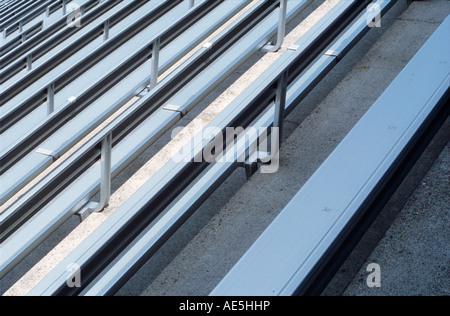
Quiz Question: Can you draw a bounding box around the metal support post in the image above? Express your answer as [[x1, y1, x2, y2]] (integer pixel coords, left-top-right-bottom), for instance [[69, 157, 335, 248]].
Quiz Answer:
[[273, 71, 288, 143]]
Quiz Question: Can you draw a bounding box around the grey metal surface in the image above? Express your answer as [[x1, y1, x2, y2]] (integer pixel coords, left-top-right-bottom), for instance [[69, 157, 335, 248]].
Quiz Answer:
[[211, 14, 450, 296], [262, 0, 289, 52]]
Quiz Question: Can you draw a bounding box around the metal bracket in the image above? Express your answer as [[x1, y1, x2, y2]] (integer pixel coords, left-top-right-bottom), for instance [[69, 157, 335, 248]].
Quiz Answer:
[[164, 104, 182, 112], [36, 148, 60, 160], [242, 159, 258, 180], [62, 0, 67, 15], [27, 54, 33, 71], [77, 201, 99, 222], [239, 72, 287, 179], [324, 49, 342, 61], [103, 19, 110, 41], [262, 0, 287, 53]]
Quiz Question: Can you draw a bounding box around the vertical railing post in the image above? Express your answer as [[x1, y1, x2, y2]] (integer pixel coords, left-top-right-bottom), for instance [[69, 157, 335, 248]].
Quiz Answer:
[[27, 54, 32, 71], [98, 133, 112, 211], [189, 0, 195, 9], [150, 38, 160, 89], [262, 0, 287, 52]]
